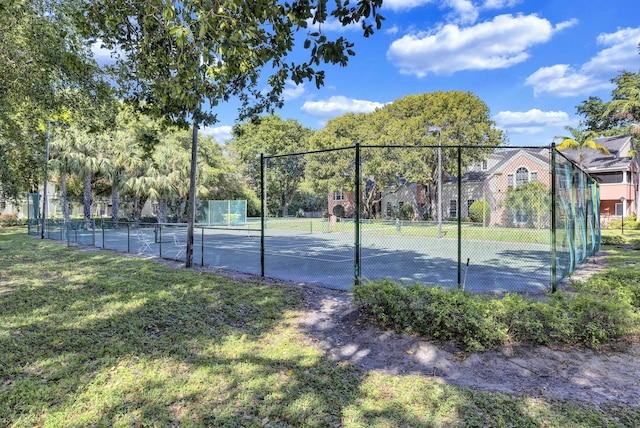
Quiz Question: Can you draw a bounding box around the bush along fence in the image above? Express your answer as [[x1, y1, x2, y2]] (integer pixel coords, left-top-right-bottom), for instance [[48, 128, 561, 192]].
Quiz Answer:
[[28, 143, 599, 294]]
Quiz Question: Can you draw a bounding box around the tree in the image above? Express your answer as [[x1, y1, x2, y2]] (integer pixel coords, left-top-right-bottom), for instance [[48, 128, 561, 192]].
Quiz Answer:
[[604, 71, 640, 136], [231, 115, 312, 217], [555, 122, 610, 168], [306, 91, 505, 220], [0, 1, 111, 203], [501, 181, 551, 229], [77, 0, 384, 266], [576, 96, 625, 136]]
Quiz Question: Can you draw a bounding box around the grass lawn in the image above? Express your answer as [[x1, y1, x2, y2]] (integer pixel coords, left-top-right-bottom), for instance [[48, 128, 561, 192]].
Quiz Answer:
[[1, 229, 639, 427]]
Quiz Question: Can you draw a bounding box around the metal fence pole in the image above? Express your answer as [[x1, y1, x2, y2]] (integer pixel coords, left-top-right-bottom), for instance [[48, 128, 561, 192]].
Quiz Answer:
[[201, 227, 204, 266], [550, 144, 557, 292], [260, 153, 265, 278], [159, 224, 163, 258], [127, 223, 131, 253], [457, 146, 462, 289], [354, 142, 361, 287], [102, 221, 105, 249]]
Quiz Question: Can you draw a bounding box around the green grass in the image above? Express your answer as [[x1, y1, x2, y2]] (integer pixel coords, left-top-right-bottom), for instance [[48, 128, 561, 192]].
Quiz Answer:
[[251, 217, 551, 244], [1, 230, 639, 427]]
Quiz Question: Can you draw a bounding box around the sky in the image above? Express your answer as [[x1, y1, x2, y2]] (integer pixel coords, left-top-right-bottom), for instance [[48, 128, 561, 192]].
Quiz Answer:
[[93, 0, 640, 147]]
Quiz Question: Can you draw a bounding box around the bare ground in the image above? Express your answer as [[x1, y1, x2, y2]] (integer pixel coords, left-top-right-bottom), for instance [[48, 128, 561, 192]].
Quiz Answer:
[[293, 252, 640, 408]]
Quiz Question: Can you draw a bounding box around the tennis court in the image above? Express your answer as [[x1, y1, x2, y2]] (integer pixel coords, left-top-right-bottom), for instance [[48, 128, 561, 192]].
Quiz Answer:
[[77, 219, 554, 293]]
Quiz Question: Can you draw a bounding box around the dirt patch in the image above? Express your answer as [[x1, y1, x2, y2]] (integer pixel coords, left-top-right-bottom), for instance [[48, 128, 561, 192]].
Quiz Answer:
[[295, 252, 640, 407]]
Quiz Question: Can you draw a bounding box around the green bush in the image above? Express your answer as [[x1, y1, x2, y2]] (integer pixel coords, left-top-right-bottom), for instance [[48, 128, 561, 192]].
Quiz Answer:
[[606, 219, 640, 230], [399, 204, 414, 221], [353, 277, 640, 352], [0, 214, 23, 227], [601, 235, 625, 245], [468, 200, 491, 225]]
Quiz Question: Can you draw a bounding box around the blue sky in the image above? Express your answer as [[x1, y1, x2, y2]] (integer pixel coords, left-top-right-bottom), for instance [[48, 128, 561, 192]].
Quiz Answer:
[[93, 0, 640, 147]]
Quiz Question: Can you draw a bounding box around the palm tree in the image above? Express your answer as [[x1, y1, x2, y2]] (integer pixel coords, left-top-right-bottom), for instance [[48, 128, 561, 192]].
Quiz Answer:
[[102, 129, 139, 225], [555, 122, 610, 168], [49, 129, 76, 222], [70, 129, 106, 229], [604, 71, 640, 137]]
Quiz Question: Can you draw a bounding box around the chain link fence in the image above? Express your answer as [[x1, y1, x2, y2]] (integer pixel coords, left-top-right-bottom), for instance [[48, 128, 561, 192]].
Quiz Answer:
[[28, 144, 599, 294]]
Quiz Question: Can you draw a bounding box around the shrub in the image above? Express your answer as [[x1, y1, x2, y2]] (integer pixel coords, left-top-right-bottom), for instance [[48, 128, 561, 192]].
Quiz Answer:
[[601, 235, 625, 246], [0, 214, 21, 227], [332, 204, 345, 218], [399, 204, 414, 221], [354, 277, 640, 352], [468, 200, 491, 225]]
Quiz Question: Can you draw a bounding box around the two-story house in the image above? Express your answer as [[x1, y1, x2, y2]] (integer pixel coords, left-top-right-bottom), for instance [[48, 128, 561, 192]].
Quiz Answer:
[[559, 135, 638, 223]]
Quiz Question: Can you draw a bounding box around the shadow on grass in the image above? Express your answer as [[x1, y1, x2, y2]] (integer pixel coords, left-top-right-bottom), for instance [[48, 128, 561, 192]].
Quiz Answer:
[[1, 231, 632, 427]]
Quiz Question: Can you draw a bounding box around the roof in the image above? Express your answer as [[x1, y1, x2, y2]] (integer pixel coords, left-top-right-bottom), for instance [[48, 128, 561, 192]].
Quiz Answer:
[[447, 148, 550, 183], [559, 135, 636, 171]]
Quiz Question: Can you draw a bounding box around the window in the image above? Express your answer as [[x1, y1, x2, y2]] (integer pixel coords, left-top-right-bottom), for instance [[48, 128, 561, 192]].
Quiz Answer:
[[531, 171, 537, 181], [449, 199, 457, 218], [516, 167, 529, 186], [386, 201, 392, 217], [593, 172, 623, 184], [467, 199, 475, 211], [333, 191, 344, 201], [615, 203, 623, 216], [507, 174, 514, 188], [481, 161, 487, 171]]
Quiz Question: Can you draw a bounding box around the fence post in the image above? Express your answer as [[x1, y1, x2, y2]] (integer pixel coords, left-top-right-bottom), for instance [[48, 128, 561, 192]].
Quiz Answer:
[[457, 146, 462, 289], [550, 144, 557, 292], [354, 142, 361, 287], [127, 223, 131, 253], [159, 224, 163, 258], [102, 221, 105, 249], [260, 153, 265, 278], [201, 227, 204, 266]]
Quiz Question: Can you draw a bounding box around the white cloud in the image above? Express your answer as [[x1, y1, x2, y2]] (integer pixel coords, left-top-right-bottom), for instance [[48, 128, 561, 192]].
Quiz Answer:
[[525, 26, 640, 97], [301, 96, 385, 118], [494, 109, 569, 127], [200, 125, 233, 142], [387, 14, 571, 76], [445, 0, 478, 24], [383, 0, 435, 12], [482, 0, 520, 9], [385, 25, 400, 35], [282, 81, 306, 101], [91, 39, 117, 64]]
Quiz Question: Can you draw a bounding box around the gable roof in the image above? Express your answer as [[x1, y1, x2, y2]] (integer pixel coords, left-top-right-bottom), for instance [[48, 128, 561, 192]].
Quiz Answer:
[[559, 135, 636, 171], [448, 148, 550, 183]]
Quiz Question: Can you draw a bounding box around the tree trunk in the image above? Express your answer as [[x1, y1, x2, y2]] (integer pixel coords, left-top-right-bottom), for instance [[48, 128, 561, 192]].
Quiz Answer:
[[61, 173, 69, 223], [158, 199, 168, 223], [83, 173, 92, 229], [111, 184, 119, 226]]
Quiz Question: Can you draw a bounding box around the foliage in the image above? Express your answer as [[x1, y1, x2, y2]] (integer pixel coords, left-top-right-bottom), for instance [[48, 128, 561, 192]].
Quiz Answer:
[[555, 122, 611, 167], [354, 273, 640, 352], [0, 214, 24, 227], [501, 181, 551, 228], [306, 92, 505, 220], [399, 203, 415, 220], [230, 115, 313, 217], [600, 234, 626, 245], [468, 200, 491, 224], [0, 0, 111, 201]]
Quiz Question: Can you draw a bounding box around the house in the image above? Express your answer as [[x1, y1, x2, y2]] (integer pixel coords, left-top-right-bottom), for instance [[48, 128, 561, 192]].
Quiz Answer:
[[559, 135, 639, 222], [442, 148, 552, 225]]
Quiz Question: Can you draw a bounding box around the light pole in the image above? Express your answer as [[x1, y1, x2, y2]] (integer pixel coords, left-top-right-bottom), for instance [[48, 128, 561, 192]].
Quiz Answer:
[[41, 121, 52, 239], [429, 125, 442, 238], [620, 196, 625, 235]]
